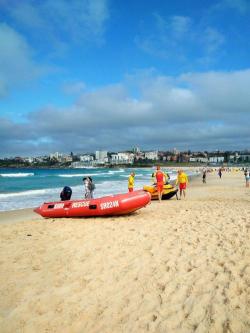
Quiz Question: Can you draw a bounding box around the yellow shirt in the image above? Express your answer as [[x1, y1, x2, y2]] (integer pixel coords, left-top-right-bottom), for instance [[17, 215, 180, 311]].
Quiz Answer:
[[128, 175, 134, 188], [176, 172, 188, 184]]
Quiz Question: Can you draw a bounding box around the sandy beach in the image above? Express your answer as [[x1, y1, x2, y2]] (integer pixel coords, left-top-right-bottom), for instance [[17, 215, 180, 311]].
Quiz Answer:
[[0, 171, 249, 333]]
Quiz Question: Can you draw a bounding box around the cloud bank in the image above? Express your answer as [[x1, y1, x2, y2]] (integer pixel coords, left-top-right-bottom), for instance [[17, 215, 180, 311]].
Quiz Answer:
[[0, 23, 44, 97], [2, 0, 109, 45], [0, 0, 109, 98], [1, 69, 250, 156]]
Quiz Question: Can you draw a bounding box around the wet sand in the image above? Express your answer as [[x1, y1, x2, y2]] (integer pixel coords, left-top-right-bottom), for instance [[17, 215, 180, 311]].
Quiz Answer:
[[0, 171, 249, 333]]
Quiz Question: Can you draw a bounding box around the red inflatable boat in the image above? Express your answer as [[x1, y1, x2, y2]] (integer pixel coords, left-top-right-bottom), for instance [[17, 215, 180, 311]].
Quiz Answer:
[[34, 190, 151, 218]]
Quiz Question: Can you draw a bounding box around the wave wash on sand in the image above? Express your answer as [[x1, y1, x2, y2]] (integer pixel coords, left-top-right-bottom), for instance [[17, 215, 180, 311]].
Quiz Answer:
[[0, 170, 249, 333]]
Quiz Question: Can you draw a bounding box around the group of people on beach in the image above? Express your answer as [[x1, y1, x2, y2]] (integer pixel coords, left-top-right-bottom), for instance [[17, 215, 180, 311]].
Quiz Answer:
[[62, 165, 250, 202], [60, 167, 189, 202], [60, 177, 95, 201], [128, 166, 189, 201]]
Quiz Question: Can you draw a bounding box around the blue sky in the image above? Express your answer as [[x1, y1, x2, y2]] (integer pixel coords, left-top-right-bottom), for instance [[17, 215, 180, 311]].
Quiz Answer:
[[0, 0, 250, 156]]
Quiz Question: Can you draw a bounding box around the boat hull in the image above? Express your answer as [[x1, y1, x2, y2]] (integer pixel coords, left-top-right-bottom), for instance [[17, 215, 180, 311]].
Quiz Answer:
[[34, 190, 151, 218], [143, 184, 178, 200]]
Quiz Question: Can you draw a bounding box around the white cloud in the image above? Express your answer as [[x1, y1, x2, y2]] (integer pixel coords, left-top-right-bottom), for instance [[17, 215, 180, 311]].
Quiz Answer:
[[170, 16, 192, 37], [180, 69, 250, 115], [3, 0, 109, 46], [202, 27, 225, 54], [1, 69, 250, 156], [135, 13, 225, 64], [0, 23, 45, 98], [216, 0, 250, 14], [62, 81, 86, 95]]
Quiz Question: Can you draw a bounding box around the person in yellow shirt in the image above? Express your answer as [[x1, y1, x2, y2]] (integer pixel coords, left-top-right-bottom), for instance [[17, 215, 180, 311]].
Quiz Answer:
[[175, 169, 188, 199], [128, 172, 135, 192]]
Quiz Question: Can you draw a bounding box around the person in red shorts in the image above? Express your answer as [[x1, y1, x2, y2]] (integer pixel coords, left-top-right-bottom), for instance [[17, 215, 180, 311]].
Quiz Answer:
[[176, 169, 188, 199], [155, 166, 166, 202]]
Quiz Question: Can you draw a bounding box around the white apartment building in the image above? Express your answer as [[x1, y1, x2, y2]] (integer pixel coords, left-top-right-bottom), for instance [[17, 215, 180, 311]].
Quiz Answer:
[[24, 157, 34, 163], [209, 156, 224, 163], [110, 152, 134, 165], [238, 153, 250, 162], [144, 151, 159, 160], [80, 155, 94, 162], [50, 152, 62, 160], [61, 155, 73, 162], [95, 151, 108, 161], [189, 157, 208, 163]]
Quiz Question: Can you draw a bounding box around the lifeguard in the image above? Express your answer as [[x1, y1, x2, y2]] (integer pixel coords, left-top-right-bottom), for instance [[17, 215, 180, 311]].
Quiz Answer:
[[128, 172, 135, 192], [155, 166, 166, 201], [176, 169, 188, 199]]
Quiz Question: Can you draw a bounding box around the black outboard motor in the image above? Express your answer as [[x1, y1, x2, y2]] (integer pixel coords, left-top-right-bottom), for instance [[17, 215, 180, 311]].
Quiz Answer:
[[60, 186, 72, 201]]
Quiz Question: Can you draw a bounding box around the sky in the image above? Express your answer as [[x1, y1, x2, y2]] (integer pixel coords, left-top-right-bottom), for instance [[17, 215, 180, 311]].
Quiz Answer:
[[0, 0, 250, 157]]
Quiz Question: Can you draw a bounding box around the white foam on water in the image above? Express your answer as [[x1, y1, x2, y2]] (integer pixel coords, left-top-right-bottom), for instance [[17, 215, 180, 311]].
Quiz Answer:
[[120, 173, 145, 177], [0, 188, 52, 198], [0, 173, 34, 177], [0, 169, 191, 212], [57, 171, 115, 178], [58, 174, 78, 177], [108, 169, 125, 174], [0, 187, 60, 212]]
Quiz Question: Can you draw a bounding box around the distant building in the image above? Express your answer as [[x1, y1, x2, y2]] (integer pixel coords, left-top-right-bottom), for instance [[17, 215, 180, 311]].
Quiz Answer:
[[50, 152, 62, 161], [34, 156, 48, 163], [144, 151, 159, 160], [170, 155, 178, 162], [24, 157, 34, 163], [172, 148, 179, 155], [133, 147, 140, 154], [189, 157, 208, 163], [79, 155, 94, 162], [238, 153, 250, 163], [61, 155, 73, 163], [110, 152, 134, 165], [189, 152, 208, 163], [95, 151, 108, 161], [94, 151, 108, 165], [208, 155, 224, 163], [14, 157, 24, 162]]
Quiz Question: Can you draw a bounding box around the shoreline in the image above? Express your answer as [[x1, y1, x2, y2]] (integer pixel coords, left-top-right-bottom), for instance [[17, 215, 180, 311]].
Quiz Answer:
[[0, 208, 41, 225], [0, 168, 200, 214], [0, 171, 249, 333]]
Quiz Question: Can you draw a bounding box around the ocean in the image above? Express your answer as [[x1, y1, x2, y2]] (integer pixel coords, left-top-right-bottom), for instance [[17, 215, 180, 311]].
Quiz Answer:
[[0, 167, 198, 212]]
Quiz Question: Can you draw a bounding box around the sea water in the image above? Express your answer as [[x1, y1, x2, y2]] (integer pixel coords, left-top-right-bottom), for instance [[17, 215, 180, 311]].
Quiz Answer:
[[0, 167, 198, 211]]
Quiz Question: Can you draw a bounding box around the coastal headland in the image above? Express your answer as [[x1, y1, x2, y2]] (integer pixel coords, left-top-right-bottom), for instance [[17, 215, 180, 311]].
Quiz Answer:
[[0, 171, 249, 333]]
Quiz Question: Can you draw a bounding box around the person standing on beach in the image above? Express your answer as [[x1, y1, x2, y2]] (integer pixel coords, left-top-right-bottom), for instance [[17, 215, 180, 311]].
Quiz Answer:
[[155, 166, 166, 201], [128, 172, 135, 192], [244, 168, 248, 186], [165, 171, 170, 184], [244, 168, 247, 178], [202, 169, 207, 183], [176, 169, 188, 199], [83, 177, 95, 199], [218, 168, 222, 178], [245, 171, 250, 188]]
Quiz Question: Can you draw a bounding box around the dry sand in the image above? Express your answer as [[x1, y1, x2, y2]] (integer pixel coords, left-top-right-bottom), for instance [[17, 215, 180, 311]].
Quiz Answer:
[[0, 171, 249, 333]]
